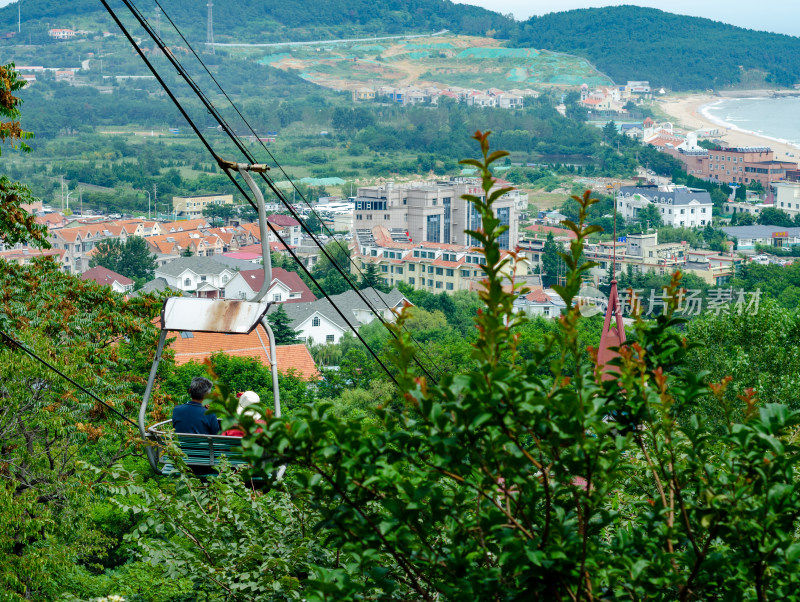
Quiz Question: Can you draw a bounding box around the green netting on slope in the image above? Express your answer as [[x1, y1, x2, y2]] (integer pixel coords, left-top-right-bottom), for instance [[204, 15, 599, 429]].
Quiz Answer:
[[404, 51, 431, 59], [257, 53, 290, 65], [460, 168, 478, 175], [300, 177, 346, 186], [405, 42, 455, 49], [456, 47, 540, 59]]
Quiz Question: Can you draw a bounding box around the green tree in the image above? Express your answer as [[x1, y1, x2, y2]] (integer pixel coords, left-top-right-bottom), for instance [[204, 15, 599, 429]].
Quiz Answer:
[[541, 231, 563, 287], [0, 64, 48, 249], [359, 261, 384, 291], [267, 304, 299, 345], [202, 202, 236, 226], [636, 203, 662, 230], [90, 237, 158, 282], [758, 207, 794, 227]]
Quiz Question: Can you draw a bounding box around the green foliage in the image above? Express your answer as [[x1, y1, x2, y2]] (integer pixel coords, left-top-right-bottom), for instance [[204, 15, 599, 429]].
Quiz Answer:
[[89, 237, 158, 284], [103, 463, 340, 602], [310, 241, 352, 296], [541, 231, 564, 286], [758, 207, 795, 227], [511, 5, 800, 89], [201, 202, 236, 226], [203, 134, 800, 600]]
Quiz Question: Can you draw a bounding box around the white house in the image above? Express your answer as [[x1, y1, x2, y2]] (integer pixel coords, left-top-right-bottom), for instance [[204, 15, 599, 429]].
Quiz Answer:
[[617, 186, 713, 228], [267, 214, 303, 246], [223, 268, 316, 303], [79, 266, 134, 294], [154, 256, 236, 298], [280, 287, 408, 345], [513, 288, 566, 319]]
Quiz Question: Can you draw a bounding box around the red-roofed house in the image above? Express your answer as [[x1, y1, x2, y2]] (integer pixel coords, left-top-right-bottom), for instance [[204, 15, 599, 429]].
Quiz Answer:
[[513, 287, 566, 318], [80, 265, 134, 293], [224, 267, 316, 304], [167, 328, 318, 379], [267, 214, 302, 246]]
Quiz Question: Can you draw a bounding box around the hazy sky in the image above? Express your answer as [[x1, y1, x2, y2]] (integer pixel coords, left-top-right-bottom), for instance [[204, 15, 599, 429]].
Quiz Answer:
[[0, 0, 797, 38], [453, 0, 800, 37]]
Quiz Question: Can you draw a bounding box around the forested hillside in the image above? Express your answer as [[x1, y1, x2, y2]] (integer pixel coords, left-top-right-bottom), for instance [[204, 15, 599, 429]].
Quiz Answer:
[[0, 0, 511, 44], [510, 6, 800, 90], [3, 2, 799, 90]]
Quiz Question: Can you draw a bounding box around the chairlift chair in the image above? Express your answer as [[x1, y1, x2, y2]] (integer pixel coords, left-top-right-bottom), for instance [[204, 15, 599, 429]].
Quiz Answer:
[[139, 162, 284, 478]]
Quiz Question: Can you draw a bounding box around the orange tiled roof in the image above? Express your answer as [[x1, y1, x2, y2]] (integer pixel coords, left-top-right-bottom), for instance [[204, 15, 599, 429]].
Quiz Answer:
[[161, 218, 210, 232], [167, 328, 318, 379]]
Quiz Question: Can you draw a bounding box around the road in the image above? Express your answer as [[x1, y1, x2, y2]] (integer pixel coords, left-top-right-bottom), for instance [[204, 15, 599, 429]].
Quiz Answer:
[[212, 29, 449, 48]]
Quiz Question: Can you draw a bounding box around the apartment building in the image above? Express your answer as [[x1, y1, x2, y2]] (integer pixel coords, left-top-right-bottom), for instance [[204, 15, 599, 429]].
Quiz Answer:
[[172, 194, 233, 219], [353, 225, 526, 294], [353, 179, 518, 250]]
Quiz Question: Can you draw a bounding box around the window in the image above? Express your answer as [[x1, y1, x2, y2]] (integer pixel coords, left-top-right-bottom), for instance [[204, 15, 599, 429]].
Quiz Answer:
[[408, 264, 415, 271], [200, 276, 207, 282], [461, 270, 470, 277], [396, 267, 403, 275], [222, 275, 229, 283], [436, 267, 443, 275], [409, 277, 415, 285], [435, 282, 442, 289], [273, 294, 281, 302], [312, 317, 320, 327], [446, 269, 454, 277], [239, 291, 247, 299], [184, 278, 191, 286], [180, 331, 194, 338], [427, 266, 434, 273], [381, 265, 389, 273], [446, 282, 454, 291], [428, 279, 433, 286], [326, 335, 335, 344]]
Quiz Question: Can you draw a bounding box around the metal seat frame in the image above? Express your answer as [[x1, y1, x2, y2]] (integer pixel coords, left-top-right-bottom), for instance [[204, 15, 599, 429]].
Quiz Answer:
[[138, 163, 282, 475]]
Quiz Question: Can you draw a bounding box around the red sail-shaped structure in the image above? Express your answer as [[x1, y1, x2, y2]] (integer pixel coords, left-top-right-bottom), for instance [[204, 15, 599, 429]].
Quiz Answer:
[[597, 279, 626, 380]]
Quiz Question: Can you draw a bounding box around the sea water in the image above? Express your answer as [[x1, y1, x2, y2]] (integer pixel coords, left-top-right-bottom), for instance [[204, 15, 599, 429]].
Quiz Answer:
[[701, 95, 800, 151]]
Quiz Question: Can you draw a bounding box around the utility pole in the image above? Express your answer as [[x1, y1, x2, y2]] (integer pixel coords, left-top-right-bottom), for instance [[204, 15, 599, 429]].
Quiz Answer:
[[18, 0, 21, 33], [155, 4, 161, 38], [207, 0, 214, 55]]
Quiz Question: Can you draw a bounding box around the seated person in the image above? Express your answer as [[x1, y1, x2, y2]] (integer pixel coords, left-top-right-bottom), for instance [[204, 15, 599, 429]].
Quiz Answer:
[[172, 376, 220, 435], [221, 391, 264, 437]]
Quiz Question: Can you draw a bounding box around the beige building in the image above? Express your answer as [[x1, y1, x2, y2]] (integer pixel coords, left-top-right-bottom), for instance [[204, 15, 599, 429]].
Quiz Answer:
[[172, 194, 233, 219], [353, 179, 518, 250], [353, 226, 527, 293], [775, 183, 800, 218]]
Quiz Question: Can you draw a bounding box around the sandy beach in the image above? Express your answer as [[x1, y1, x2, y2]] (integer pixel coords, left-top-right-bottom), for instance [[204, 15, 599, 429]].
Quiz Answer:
[[656, 93, 800, 160]]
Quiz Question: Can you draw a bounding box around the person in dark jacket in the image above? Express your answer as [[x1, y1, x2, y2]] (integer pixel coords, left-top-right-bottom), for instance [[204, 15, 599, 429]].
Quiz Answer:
[[172, 377, 219, 435]]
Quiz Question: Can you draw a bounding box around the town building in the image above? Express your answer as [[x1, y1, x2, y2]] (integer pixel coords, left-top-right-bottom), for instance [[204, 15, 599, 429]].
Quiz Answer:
[[48, 29, 75, 40], [721, 200, 767, 218], [353, 179, 518, 250], [278, 287, 407, 345], [721, 225, 800, 250], [617, 186, 713, 228], [154, 256, 238, 298], [80, 266, 134, 294], [223, 267, 316, 304], [167, 329, 318, 379], [774, 182, 800, 218], [172, 193, 233, 219], [352, 225, 526, 293]]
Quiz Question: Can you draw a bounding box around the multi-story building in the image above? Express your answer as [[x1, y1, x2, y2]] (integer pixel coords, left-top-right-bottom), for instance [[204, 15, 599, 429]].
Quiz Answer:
[[352, 225, 526, 293], [48, 29, 75, 40], [353, 179, 518, 250], [172, 194, 233, 219], [667, 146, 798, 188], [617, 186, 713, 228], [774, 182, 800, 218]]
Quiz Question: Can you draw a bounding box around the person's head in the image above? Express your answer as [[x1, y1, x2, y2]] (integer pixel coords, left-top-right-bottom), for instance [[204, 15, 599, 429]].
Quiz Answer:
[[237, 390, 261, 420], [188, 377, 213, 402]]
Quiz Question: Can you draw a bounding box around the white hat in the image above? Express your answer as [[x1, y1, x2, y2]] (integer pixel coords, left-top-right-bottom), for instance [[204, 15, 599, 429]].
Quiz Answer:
[[237, 391, 261, 419]]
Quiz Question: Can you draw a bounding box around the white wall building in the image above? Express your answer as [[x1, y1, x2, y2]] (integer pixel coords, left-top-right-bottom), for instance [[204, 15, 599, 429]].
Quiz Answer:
[[617, 186, 713, 228]]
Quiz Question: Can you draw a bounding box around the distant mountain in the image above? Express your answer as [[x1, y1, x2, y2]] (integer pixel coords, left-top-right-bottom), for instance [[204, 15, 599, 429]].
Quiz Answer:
[[510, 6, 800, 90], [0, 0, 512, 44], [3, 2, 799, 91]]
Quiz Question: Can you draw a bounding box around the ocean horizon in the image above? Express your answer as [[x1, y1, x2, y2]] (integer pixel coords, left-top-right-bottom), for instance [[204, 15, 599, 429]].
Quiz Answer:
[[700, 95, 800, 152]]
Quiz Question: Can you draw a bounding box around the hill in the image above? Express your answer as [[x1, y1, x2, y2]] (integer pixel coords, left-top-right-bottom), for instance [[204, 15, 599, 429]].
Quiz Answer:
[[510, 6, 800, 90], [0, 0, 511, 44]]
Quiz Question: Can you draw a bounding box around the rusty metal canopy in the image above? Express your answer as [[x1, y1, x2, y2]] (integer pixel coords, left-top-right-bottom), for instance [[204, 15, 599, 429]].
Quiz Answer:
[[160, 297, 270, 334]]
